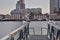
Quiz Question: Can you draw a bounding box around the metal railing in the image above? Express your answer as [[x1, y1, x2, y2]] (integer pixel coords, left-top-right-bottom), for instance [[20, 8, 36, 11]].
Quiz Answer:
[[41, 27, 48, 35], [29, 27, 35, 35], [1, 23, 29, 40], [29, 27, 48, 35]]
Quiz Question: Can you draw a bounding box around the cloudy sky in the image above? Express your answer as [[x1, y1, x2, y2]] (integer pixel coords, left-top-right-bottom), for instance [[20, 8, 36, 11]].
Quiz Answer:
[[0, 0, 50, 14]]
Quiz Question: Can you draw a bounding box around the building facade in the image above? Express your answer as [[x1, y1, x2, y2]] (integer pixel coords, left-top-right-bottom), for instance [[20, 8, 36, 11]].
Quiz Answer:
[[50, 0, 60, 14], [16, 0, 25, 10], [4, 14, 11, 20], [0, 14, 5, 20], [19, 0, 25, 9], [11, 13, 20, 20]]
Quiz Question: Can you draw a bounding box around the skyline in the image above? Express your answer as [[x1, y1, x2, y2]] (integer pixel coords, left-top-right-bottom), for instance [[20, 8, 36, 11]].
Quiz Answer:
[[0, 0, 49, 14]]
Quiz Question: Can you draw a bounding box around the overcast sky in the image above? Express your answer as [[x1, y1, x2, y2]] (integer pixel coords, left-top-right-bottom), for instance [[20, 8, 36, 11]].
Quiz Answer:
[[0, 0, 50, 14]]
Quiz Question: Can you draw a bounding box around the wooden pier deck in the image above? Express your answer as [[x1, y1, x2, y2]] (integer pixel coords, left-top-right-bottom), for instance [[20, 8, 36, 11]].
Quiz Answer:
[[28, 35, 49, 40]]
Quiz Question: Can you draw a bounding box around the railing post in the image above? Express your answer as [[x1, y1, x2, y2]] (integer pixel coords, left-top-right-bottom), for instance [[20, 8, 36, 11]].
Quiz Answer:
[[41, 28, 42, 35], [29, 27, 35, 35], [27, 23, 29, 35], [11, 37, 14, 40], [41, 27, 47, 35], [25, 23, 29, 40], [17, 30, 23, 40]]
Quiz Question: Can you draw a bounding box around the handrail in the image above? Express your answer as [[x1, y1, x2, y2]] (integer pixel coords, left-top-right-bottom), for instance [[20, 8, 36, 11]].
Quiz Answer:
[[41, 27, 48, 35], [0, 24, 27, 40], [29, 27, 47, 35], [29, 27, 35, 35]]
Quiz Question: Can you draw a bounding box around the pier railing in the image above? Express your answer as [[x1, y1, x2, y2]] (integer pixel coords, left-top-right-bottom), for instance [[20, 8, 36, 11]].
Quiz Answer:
[[47, 22, 60, 40], [1, 23, 29, 40], [29, 27, 48, 35]]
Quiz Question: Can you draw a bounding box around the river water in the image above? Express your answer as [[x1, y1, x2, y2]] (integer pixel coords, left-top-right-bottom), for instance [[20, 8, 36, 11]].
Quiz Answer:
[[0, 21, 23, 39]]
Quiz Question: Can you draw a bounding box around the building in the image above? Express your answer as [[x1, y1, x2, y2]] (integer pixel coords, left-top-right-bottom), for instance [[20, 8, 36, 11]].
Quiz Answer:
[[28, 8, 42, 20], [16, 0, 25, 10], [4, 14, 11, 20], [0, 14, 5, 20], [50, 0, 60, 20], [10, 0, 25, 20], [11, 0, 25, 14], [29, 8, 49, 21], [49, 14, 60, 20], [16, 1, 20, 10], [11, 13, 20, 20], [50, 0, 60, 14], [19, 0, 25, 9], [19, 9, 30, 20], [11, 9, 30, 20], [10, 0, 43, 20], [30, 8, 42, 14], [29, 13, 43, 20]]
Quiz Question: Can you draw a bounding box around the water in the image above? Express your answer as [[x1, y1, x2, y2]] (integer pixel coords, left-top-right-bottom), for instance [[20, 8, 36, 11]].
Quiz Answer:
[[0, 21, 23, 39]]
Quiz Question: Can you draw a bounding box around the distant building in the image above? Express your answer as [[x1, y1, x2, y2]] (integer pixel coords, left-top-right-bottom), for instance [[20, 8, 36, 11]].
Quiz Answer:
[[11, 9, 30, 20], [0, 14, 5, 20], [29, 13, 42, 20], [29, 13, 49, 21], [50, 0, 60, 14], [4, 14, 11, 20], [19, 9, 30, 20], [10, 0, 25, 20], [10, 0, 25, 15], [50, 0, 60, 20], [28, 8, 42, 20], [10, 0, 43, 20], [16, 0, 25, 10], [16, 1, 20, 10], [11, 13, 20, 20], [49, 14, 60, 20], [19, 0, 25, 9], [11, 8, 42, 20]]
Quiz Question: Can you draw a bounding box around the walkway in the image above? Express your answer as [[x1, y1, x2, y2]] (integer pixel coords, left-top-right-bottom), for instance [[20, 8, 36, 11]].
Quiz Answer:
[[28, 35, 49, 40]]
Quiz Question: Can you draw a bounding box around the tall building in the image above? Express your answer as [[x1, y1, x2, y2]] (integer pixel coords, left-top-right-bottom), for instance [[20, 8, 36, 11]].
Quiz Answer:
[[50, 0, 60, 14], [16, 0, 25, 10], [19, 0, 25, 9], [11, 0, 25, 14], [10, 0, 25, 20], [16, 1, 20, 10]]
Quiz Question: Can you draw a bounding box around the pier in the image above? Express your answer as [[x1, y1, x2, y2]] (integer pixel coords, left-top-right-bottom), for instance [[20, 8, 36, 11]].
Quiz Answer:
[[0, 21, 60, 40]]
